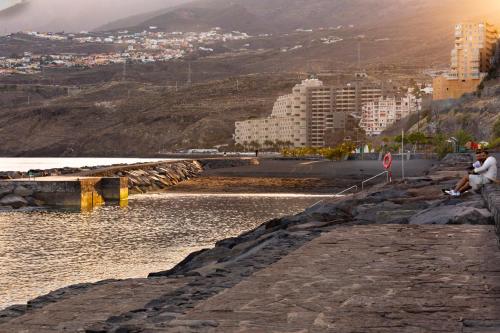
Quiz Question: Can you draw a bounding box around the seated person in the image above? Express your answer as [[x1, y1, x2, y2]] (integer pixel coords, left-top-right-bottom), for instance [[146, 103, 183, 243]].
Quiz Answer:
[[445, 149, 497, 197]]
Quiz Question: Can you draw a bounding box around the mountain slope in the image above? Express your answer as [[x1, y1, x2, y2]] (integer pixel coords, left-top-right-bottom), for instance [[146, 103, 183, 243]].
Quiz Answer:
[[100, 0, 500, 34], [0, 74, 301, 156]]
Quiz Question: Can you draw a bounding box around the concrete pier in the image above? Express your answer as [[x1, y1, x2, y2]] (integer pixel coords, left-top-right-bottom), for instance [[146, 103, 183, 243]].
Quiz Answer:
[[0, 176, 128, 210]]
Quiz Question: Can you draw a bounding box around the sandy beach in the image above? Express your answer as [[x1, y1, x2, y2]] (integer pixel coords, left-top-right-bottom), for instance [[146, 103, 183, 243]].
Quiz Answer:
[[168, 159, 438, 194]]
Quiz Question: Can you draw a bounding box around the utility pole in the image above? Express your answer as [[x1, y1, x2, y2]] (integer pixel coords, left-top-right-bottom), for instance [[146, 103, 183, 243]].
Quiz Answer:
[[236, 79, 239, 91], [187, 63, 192, 87], [357, 41, 361, 71], [401, 130, 405, 180], [122, 61, 127, 81], [417, 111, 420, 133]]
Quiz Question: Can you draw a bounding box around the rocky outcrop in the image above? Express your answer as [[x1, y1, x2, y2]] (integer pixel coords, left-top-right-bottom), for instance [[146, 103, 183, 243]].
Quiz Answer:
[[409, 205, 492, 225]]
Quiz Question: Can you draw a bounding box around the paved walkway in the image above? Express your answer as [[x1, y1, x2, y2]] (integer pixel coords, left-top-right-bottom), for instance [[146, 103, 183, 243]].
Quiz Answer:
[[0, 278, 191, 333], [1, 226, 499, 333], [169, 225, 500, 333]]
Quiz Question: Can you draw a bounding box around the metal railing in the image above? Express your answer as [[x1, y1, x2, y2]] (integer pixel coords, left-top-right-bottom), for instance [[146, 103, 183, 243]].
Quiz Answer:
[[335, 185, 359, 196], [306, 172, 391, 211], [361, 171, 390, 191]]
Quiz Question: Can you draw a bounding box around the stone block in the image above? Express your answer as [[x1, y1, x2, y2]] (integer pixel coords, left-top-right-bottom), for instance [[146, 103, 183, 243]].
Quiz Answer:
[[13, 185, 34, 197], [0, 194, 28, 209], [409, 205, 492, 225]]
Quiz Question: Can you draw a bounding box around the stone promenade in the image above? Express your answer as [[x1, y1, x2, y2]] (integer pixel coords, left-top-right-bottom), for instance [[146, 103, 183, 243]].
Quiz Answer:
[[3, 224, 500, 333], [169, 225, 500, 333]]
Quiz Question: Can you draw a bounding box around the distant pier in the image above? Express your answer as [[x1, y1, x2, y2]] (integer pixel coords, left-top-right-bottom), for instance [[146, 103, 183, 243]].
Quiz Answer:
[[0, 158, 259, 210], [0, 176, 128, 210]]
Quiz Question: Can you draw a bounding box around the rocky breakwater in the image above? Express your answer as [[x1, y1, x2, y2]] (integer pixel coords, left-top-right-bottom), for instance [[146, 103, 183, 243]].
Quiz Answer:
[[113, 161, 204, 195], [1, 154, 498, 333], [0, 184, 41, 210], [0, 158, 259, 209], [82, 158, 259, 195]]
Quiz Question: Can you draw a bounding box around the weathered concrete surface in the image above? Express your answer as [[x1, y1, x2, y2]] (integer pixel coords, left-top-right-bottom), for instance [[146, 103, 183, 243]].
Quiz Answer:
[[0, 278, 192, 333], [0, 177, 128, 209], [169, 225, 500, 333]]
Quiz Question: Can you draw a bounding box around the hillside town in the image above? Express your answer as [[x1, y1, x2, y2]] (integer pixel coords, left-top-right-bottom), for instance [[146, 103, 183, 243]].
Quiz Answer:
[[0, 28, 250, 75]]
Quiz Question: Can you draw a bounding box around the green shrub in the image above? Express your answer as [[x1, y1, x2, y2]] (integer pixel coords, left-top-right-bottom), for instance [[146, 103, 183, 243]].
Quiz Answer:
[[453, 129, 473, 147], [432, 133, 454, 158], [487, 137, 500, 149], [492, 118, 500, 139]]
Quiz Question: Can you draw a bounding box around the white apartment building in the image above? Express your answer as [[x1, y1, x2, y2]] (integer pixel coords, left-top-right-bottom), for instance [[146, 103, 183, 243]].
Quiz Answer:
[[335, 83, 383, 118], [359, 94, 421, 136], [235, 79, 341, 148]]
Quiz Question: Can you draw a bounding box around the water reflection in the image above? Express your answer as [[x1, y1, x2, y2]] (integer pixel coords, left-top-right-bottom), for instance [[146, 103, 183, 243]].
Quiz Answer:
[[0, 193, 321, 308]]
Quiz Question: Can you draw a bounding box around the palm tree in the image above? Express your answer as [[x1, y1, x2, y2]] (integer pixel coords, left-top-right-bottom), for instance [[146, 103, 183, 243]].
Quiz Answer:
[[249, 141, 261, 151], [264, 140, 274, 151]]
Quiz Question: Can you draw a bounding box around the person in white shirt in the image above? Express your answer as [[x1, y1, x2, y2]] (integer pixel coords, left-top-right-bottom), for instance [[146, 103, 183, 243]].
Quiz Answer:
[[445, 149, 497, 197]]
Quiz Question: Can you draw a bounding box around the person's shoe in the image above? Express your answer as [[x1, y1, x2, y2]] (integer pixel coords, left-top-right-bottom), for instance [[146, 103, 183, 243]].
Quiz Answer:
[[444, 189, 461, 197], [443, 189, 454, 196]]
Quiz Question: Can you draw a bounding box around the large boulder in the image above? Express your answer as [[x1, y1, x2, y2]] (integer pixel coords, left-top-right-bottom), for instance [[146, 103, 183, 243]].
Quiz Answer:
[[374, 210, 419, 224], [353, 200, 428, 224], [0, 194, 28, 209], [365, 189, 410, 203], [0, 184, 14, 198], [14, 185, 34, 197], [409, 205, 492, 225]]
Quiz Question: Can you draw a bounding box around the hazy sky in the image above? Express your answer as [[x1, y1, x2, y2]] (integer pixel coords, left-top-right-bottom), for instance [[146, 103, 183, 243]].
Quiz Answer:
[[0, 0, 191, 34]]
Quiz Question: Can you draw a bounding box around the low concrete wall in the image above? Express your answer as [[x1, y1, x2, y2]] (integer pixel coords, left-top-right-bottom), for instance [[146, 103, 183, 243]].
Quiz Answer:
[[100, 177, 129, 202], [481, 184, 500, 243], [0, 177, 128, 210]]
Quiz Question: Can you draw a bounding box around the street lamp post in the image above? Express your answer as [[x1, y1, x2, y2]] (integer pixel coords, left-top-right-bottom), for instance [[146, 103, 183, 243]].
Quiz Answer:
[[401, 130, 405, 180]]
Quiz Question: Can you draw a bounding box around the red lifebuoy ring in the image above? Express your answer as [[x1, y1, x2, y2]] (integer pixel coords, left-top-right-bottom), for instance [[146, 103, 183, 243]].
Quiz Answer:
[[383, 152, 393, 170]]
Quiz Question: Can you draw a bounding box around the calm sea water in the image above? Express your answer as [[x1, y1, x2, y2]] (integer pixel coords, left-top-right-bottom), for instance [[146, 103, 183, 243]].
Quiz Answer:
[[0, 158, 177, 172], [0, 193, 326, 309]]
